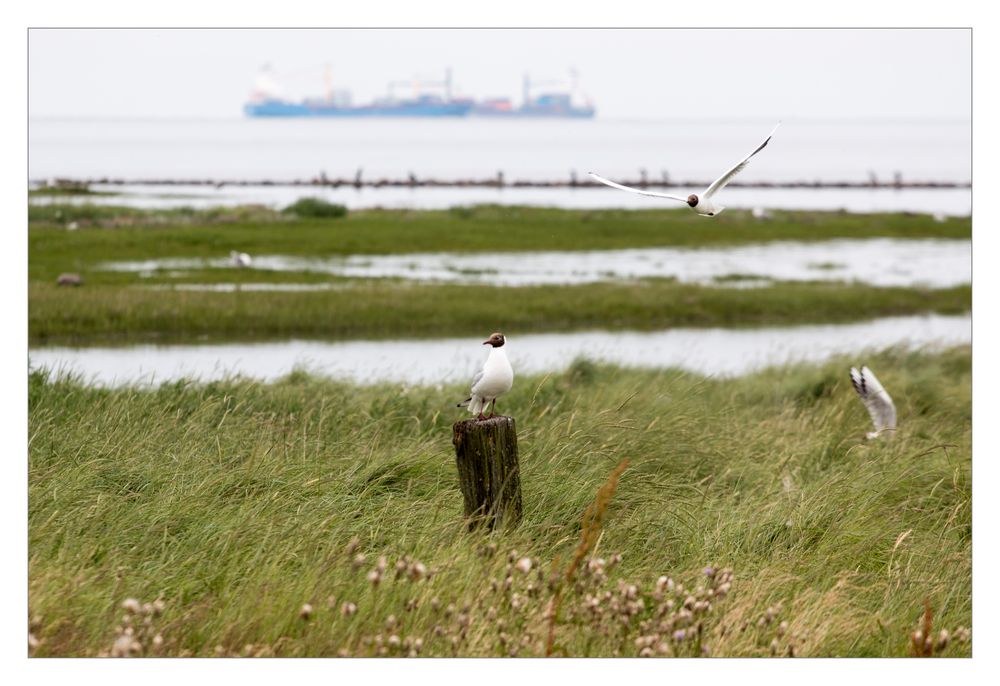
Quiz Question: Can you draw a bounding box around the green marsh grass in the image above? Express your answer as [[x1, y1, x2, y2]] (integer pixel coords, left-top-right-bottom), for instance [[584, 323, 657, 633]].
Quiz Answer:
[[28, 347, 971, 657], [29, 280, 971, 345], [28, 205, 971, 344]]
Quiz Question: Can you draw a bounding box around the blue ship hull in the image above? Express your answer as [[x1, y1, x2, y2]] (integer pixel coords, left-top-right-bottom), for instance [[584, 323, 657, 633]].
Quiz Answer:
[[245, 100, 474, 117]]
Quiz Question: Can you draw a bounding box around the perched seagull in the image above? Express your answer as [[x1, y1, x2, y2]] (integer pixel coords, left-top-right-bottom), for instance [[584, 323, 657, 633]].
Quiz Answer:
[[457, 332, 514, 420], [230, 251, 252, 268], [589, 123, 781, 217], [850, 366, 897, 440]]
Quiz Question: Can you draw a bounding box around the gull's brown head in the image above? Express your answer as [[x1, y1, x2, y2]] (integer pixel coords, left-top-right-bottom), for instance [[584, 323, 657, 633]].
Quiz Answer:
[[687, 194, 699, 207], [483, 332, 506, 347]]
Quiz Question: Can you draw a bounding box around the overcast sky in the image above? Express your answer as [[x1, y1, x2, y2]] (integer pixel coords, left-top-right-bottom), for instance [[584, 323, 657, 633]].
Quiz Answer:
[[28, 28, 969, 120]]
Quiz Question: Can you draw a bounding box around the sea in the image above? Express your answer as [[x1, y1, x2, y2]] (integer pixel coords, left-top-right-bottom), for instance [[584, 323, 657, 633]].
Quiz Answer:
[[28, 117, 971, 215]]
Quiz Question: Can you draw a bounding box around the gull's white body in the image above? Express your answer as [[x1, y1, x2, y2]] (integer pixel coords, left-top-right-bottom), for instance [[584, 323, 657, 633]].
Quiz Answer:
[[230, 251, 252, 268], [463, 344, 514, 417], [850, 366, 897, 440], [589, 123, 780, 217]]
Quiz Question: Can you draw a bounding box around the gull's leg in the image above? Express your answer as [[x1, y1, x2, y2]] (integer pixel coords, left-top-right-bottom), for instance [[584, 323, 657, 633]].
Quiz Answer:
[[488, 398, 497, 418]]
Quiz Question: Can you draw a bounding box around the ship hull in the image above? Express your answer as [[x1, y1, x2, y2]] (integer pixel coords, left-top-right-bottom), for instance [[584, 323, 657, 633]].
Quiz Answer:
[[244, 101, 474, 117]]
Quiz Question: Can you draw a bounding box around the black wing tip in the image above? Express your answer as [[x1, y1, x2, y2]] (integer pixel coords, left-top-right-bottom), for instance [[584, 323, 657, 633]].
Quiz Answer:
[[751, 136, 772, 156], [850, 367, 867, 396]]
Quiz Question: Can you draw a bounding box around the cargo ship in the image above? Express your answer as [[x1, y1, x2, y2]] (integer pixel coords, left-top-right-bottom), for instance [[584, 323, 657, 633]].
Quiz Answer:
[[472, 73, 596, 118], [244, 68, 474, 117], [243, 67, 594, 118]]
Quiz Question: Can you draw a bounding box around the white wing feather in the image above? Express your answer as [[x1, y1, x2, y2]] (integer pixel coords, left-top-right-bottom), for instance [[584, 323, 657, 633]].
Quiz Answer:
[[587, 172, 688, 203], [703, 122, 780, 200], [456, 370, 485, 407], [469, 369, 486, 395], [850, 366, 897, 438]]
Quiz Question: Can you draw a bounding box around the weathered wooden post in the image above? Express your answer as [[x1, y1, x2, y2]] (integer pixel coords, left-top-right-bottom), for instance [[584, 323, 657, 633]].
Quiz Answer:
[[452, 416, 522, 531]]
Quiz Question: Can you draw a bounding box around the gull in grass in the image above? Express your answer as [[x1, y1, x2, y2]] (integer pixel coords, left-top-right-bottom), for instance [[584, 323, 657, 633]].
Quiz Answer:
[[230, 251, 252, 268], [457, 332, 514, 420], [850, 365, 897, 440], [589, 122, 781, 217]]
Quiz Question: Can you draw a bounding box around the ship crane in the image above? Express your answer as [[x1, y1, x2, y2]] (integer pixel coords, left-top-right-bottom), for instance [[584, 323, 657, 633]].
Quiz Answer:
[[387, 69, 455, 100], [522, 69, 586, 106]]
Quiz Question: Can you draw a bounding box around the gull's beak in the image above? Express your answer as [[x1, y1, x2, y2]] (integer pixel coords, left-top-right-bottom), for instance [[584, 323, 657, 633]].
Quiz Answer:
[[483, 339, 491, 345]]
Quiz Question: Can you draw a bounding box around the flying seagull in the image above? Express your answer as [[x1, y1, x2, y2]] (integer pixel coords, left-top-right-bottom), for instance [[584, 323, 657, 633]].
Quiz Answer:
[[589, 123, 781, 216], [850, 366, 897, 440], [457, 332, 514, 420]]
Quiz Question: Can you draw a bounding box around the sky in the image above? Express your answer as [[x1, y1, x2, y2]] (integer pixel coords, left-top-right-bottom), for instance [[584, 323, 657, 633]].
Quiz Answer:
[[28, 28, 970, 120]]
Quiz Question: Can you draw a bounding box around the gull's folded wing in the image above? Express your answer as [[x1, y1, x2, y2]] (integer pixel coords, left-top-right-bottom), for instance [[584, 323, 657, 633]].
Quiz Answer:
[[703, 122, 780, 200], [457, 369, 485, 407], [850, 365, 897, 436], [588, 172, 687, 202]]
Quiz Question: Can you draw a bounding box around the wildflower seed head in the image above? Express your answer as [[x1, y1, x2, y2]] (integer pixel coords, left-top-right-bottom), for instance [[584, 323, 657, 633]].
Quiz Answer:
[[367, 570, 382, 586], [345, 537, 360, 556], [121, 598, 142, 615], [936, 629, 950, 650], [386, 614, 398, 630], [352, 553, 367, 569], [515, 557, 533, 574], [299, 603, 313, 620], [409, 561, 427, 580], [376, 556, 388, 573], [341, 602, 357, 617]]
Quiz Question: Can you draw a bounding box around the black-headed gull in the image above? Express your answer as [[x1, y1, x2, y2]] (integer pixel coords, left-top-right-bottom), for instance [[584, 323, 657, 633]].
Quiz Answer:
[[457, 332, 514, 420], [230, 251, 252, 268], [850, 365, 897, 440], [589, 123, 780, 217]]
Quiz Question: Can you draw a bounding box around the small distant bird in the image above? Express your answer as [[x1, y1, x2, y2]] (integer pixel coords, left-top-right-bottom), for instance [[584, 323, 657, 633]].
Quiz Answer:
[[589, 123, 781, 217], [230, 251, 252, 268], [457, 332, 514, 420], [56, 273, 83, 287], [850, 366, 897, 440]]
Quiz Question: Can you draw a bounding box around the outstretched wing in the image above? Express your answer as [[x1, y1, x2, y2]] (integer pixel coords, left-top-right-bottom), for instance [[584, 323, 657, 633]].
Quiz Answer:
[[850, 366, 897, 436], [703, 122, 780, 200], [588, 172, 688, 203]]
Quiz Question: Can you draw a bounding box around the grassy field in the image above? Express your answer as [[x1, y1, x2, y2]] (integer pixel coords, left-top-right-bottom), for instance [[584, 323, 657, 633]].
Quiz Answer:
[[29, 280, 971, 346], [29, 204, 970, 271], [28, 205, 971, 345], [27, 347, 971, 657]]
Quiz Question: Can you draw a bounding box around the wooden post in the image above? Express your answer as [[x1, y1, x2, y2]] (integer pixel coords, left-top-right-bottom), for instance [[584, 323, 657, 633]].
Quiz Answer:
[[452, 416, 522, 531]]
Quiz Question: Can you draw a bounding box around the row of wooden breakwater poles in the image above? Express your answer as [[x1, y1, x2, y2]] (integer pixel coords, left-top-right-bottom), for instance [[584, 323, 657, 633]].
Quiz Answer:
[[39, 172, 970, 190]]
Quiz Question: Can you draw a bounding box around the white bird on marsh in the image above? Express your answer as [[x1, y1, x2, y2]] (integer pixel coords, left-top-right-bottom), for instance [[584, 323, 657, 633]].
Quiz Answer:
[[457, 332, 514, 420], [230, 251, 252, 268], [850, 365, 897, 440], [589, 123, 781, 217]]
